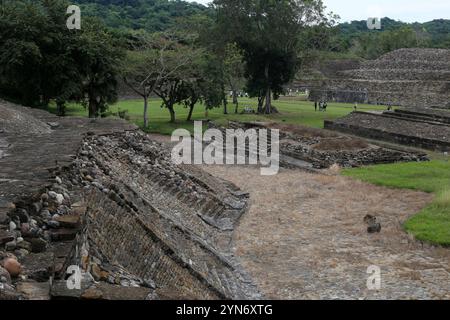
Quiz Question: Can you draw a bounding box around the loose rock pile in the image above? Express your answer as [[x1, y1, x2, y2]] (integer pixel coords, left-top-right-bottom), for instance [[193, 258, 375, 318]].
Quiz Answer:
[[0, 176, 82, 299], [214, 121, 427, 169], [1, 130, 260, 300], [1, 101, 260, 300], [282, 137, 428, 169], [0, 100, 52, 135], [60, 131, 259, 299]]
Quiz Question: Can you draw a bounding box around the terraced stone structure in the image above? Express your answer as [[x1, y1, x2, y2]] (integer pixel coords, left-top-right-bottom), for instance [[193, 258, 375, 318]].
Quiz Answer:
[[325, 108, 450, 152], [304, 48, 450, 108], [0, 100, 260, 300], [71, 132, 260, 299], [212, 121, 428, 169]]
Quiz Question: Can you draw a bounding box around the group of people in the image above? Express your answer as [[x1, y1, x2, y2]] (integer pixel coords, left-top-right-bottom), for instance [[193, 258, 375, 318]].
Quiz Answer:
[[313, 100, 394, 112], [314, 101, 328, 112]]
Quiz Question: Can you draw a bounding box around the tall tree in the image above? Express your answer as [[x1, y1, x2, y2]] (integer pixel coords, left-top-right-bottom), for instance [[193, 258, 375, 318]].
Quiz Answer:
[[182, 52, 225, 121], [0, 0, 123, 117], [223, 43, 245, 114], [75, 19, 124, 118], [213, 0, 330, 113], [122, 33, 195, 127], [0, 0, 80, 109]]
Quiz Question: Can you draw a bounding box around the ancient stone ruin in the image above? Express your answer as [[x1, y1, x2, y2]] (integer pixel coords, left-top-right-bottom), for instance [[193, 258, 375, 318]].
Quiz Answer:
[[325, 108, 450, 152], [0, 97, 443, 300], [211, 121, 428, 170], [302, 48, 450, 108], [0, 100, 260, 300]]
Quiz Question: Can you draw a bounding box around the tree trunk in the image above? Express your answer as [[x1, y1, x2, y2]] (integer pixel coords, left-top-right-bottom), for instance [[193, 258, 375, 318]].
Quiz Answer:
[[265, 88, 272, 114], [56, 101, 66, 117], [143, 96, 149, 128], [257, 94, 265, 114], [88, 98, 97, 118], [223, 98, 228, 115], [168, 105, 176, 123], [187, 103, 195, 121], [222, 83, 228, 114], [264, 62, 271, 114], [233, 90, 239, 114]]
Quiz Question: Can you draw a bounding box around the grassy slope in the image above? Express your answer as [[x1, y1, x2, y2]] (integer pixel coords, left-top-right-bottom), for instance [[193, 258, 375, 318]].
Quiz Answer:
[[342, 161, 450, 246]]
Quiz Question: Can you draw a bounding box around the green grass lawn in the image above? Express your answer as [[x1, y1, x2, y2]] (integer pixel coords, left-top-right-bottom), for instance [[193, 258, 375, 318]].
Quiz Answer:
[[342, 160, 450, 246], [49, 97, 387, 135]]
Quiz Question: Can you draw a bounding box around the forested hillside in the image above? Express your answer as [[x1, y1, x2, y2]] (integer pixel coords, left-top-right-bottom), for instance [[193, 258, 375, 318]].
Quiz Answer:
[[338, 18, 450, 51], [72, 1, 450, 58], [72, 0, 210, 31]]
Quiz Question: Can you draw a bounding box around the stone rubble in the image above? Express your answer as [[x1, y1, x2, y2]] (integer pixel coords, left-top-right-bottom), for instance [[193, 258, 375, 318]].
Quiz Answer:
[[0, 127, 261, 300], [211, 121, 428, 169]]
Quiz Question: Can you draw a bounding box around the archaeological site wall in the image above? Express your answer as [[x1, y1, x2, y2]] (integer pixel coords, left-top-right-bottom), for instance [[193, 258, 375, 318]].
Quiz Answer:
[[325, 109, 450, 152], [0, 101, 260, 300], [300, 49, 450, 108]]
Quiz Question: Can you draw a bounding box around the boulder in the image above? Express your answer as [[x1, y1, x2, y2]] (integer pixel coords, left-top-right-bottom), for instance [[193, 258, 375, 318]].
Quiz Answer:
[[51, 272, 93, 299], [50, 228, 78, 241], [20, 223, 31, 237], [55, 214, 80, 229], [81, 287, 103, 300], [31, 202, 42, 215], [91, 264, 109, 282], [0, 265, 11, 284], [3, 257, 22, 277], [5, 240, 16, 251], [55, 194, 64, 205], [17, 241, 33, 252], [16, 281, 50, 300], [0, 209, 9, 224], [28, 238, 47, 253], [13, 209, 30, 223], [9, 221, 17, 231], [0, 230, 14, 245]]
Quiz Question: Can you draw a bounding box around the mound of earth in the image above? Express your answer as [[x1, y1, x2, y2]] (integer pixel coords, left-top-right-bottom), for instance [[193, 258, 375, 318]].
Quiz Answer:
[[0, 100, 52, 135]]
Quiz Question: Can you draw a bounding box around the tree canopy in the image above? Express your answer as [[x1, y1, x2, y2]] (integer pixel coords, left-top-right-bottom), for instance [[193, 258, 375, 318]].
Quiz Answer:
[[72, 0, 211, 32], [212, 0, 331, 113], [0, 0, 124, 116]]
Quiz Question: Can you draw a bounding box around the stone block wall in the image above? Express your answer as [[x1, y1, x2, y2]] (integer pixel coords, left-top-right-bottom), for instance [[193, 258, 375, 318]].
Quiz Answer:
[[299, 49, 450, 108], [325, 112, 450, 151], [72, 131, 261, 300], [84, 191, 221, 299]]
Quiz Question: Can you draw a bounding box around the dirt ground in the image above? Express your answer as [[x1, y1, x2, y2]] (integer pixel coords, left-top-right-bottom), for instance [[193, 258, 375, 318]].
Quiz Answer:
[[203, 166, 450, 300]]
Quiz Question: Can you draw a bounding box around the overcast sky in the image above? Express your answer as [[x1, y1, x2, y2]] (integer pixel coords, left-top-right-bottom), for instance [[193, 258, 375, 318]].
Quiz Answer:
[[189, 0, 450, 23]]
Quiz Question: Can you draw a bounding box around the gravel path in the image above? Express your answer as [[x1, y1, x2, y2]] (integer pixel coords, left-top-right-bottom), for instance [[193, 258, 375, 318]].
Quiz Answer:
[[204, 166, 450, 300]]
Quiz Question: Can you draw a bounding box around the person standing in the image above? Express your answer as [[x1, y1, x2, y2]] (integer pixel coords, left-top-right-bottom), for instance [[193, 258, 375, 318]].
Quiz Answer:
[[314, 101, 318, 112]]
